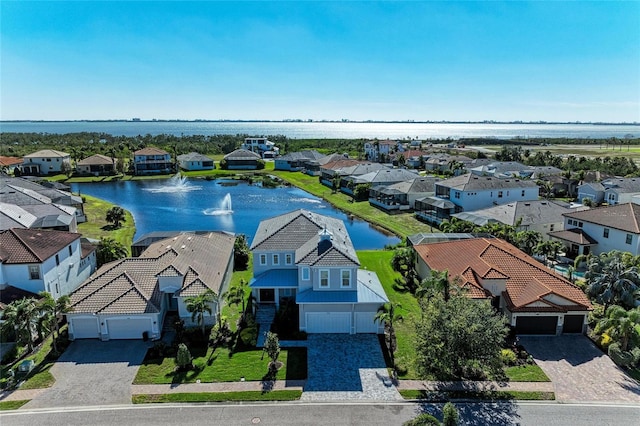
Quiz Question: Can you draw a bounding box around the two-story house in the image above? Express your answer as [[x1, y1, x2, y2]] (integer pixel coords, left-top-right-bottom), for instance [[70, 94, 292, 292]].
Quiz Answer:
[[23, 149, 71, 175], [413, 237, 592, 335], [364, 139, 401, 161], [250, 210, 388, 334], [241, 137, 279, 158], [133, 147, 173, 175], [434, 173, 540, 213], [549, 203, 640, 258], [0, 228, 96, 299]]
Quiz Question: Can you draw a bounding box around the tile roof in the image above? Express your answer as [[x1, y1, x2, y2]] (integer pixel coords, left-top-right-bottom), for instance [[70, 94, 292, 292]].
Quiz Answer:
[[548, 228, 598, 245], [77, 154, 114, 166], [24, 149, 70, 158], [563, 203, 640, 233], [414, 238, 591, 312], [70, 232, 234, 315], [456, 200, 574, 227], [602, 178, 640, 193], [437, 173, 538, 191], [251, 210, 359, 265], [0, 228, 80, 264], [0, 156, 24, 167], [224, 149, 261, 160], [178, 152, 211, 162]]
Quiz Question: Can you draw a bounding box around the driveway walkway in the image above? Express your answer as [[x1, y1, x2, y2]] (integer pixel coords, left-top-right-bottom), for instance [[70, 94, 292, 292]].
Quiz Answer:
[[22, 340, 149, 409], [300, 334, 401, 401], [520, 335, 640, 403]]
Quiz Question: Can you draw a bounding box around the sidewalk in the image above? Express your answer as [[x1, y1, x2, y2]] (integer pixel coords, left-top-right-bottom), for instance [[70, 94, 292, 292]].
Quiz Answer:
[[131, 379, 306, 395], [396, 380, 554, 393]]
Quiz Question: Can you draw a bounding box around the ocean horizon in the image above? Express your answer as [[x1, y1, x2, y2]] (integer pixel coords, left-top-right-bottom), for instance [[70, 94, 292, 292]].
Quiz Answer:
[[1, 120, 638, 139]]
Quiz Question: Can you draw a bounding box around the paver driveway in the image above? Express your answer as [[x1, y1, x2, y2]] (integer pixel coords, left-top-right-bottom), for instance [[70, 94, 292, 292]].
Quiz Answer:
[[300, 334, 401, 401], [520, 335, 640, 403], [24, 339, 149, 408]]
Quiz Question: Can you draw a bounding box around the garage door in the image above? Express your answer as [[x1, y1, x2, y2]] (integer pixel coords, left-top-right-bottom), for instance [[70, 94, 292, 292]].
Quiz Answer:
[[306, 312, 351, 333], [355, 312, 379, 333], [70, 317, 100, 339], [106, 318, 153, 340], [515, 316, 558, 335], [563, 315, 585, 334]]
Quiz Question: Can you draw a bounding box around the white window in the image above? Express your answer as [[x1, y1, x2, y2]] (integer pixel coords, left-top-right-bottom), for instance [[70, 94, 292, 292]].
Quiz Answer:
[[285, 254, 293, 265], [259, 254, 267, 265], [319, 269, 329, 288], [273, 254, 279, 265], [29, 265, 40, 280], [302, 267, 310, 280], [341, 270, 351, 287]]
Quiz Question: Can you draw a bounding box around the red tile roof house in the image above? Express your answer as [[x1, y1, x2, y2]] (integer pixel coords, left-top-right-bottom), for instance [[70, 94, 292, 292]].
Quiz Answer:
[[66, 232, 234, 340], [0, 228, 96, 299], [250, 210, 389, 334], [413, 237, 592, 335]]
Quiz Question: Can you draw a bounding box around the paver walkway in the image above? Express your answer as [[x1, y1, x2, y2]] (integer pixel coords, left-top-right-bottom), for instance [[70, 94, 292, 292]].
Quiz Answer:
[[300, 334, 402, 401], [520, 335, 640, 403]]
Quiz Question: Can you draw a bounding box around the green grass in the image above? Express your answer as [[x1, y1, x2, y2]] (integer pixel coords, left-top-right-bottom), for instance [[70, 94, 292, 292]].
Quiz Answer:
[[357, 250, 421, 379], [19, 368, 55, 389], [272, 171, 427, 238], [221, 257, 254, 331], [399, 389, 555, 401], [504, 364, 550, 382], [629, 367, 640, 382], [132, 390, 302, 404], [0, 400, 30, 410], [77, 194, 136, 252], [133, 345, 306, 384]]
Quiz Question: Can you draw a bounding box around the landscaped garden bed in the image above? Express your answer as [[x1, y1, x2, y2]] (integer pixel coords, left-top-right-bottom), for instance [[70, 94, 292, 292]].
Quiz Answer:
[[132, 390, 302, 404], [399, 389, 555, 401]]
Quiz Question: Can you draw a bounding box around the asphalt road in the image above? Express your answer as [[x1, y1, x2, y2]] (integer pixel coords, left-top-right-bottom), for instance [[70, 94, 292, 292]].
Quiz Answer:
[[2, 402, 639, 426]]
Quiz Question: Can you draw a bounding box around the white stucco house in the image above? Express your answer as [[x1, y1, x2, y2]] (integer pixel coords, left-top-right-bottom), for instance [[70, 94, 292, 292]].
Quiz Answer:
[[549, 202, 640, 258], [66, 232, 234, 340], [0, 228, 96, 299], [250, 209, 388, 334], [434, 173, 540, 212], [22, 149, 71, 175], [178, 152, 214, 171], [413, 237, 592, 335]]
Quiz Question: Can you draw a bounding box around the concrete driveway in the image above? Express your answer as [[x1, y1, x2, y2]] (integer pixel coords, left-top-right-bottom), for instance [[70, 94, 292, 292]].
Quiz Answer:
[[520, 335, 640, 403], [300, 334, 401, 401], [24, 340, 149, 408]]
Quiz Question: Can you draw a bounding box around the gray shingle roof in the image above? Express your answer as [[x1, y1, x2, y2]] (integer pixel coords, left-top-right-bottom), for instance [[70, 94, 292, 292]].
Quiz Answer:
[[178, 152, 211, 162], [224, 149, 261, 160], [437, 173, 538, 191], [563, 202, 640, 233]]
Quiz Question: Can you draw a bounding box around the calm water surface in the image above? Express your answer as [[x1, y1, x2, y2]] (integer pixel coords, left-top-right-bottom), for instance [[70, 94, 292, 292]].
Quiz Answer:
[[3, 121, 638, 139], [71, 178, 400, 250]]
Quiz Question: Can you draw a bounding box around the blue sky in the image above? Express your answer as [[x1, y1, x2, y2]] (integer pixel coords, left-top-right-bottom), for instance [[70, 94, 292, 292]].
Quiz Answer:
[[2, 1, 639, 122]]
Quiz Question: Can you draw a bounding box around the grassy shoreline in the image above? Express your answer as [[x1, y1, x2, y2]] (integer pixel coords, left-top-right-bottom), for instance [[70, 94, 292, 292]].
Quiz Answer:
[[77, 194, 136, 251]]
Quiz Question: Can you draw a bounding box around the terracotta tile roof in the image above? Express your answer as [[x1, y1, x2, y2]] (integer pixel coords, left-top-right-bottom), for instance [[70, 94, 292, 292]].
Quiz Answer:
[[563, 203, 640, 233], [414, 238, 591, 312], [70, 232, 234, 315], [0, 156, 24, 167], [0, 228, 80, 264]]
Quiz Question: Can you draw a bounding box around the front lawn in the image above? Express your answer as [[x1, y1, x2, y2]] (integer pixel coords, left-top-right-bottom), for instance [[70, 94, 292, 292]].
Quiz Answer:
[[132, 390, 302, 404], [357, 250, 420, 378], [133, 345, 306, 384], [0, 400, 30, 410], [504, 364, 550, 382]]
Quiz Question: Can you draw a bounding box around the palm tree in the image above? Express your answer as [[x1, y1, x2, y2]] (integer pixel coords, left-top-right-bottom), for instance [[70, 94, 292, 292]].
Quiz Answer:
[[374, 302, 404, 372], [595, 305, 640, 352], [185, 289, 216, 336], [105, 206, 126, 228], [225, 279, 247, 313], [417, 269, 451, 302], [585, 251, 640, 310], [96, 237, 129, 267], [516, 230, 542, 256], [38, 292, 71, 353], [2, 297, 39, 352]]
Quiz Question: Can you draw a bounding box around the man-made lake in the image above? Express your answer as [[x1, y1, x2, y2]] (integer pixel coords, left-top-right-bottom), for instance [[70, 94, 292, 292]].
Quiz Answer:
[[71, 177, 400, 250]]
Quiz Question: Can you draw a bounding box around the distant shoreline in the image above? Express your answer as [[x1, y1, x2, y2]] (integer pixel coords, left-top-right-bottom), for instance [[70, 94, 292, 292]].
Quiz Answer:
[[1, 119, 638, 126]]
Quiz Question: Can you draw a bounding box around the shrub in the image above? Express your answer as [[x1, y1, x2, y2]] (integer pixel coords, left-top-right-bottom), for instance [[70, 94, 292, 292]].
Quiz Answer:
[[239, 325, 258, 348], [600, 333, 613, 350], [175, 343, 192, 371], [403, 413, 441, 426], [500, 349, 518, 366], [608, 342, 637, 368], [442, 402, 459, 426]]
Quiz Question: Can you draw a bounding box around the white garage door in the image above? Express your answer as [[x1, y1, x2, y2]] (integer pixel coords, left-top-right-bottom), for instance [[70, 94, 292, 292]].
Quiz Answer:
[[306, 312, 351, 333], [106, 318, 152, 340], [355, 312, 380, 333], [70, 317, 100, 339]]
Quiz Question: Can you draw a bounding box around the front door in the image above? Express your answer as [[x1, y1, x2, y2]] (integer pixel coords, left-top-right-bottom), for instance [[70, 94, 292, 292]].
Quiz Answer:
[[260, 289, 275, 303]]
